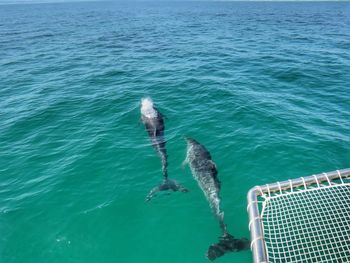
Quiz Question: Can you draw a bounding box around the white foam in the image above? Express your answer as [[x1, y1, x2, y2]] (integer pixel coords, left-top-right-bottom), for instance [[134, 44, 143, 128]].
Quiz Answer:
[[140, 97, 157, 118]]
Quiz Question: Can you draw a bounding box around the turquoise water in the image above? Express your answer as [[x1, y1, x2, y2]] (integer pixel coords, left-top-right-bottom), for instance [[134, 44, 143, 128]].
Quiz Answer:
[[1, 1, 350, 262]]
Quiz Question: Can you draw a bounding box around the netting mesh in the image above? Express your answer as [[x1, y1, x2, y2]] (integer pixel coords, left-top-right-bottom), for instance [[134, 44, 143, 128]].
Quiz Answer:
[[261, 183, 350, 263]]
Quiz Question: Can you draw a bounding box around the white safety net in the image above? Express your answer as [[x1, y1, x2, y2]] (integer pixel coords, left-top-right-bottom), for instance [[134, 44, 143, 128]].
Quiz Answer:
[[260, 183, 350, 263]]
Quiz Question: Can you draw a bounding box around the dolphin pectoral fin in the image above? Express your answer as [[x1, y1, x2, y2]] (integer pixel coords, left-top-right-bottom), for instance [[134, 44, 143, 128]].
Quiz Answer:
[[206, 233, 250, 261], [209, 160, 217, 170]]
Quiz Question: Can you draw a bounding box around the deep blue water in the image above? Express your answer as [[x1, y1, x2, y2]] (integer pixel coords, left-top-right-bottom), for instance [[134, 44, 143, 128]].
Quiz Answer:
[[1, 1, 350, 263]]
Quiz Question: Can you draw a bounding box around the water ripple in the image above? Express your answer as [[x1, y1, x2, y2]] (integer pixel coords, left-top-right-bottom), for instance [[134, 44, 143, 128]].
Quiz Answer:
[[1, 2, 350, 263]]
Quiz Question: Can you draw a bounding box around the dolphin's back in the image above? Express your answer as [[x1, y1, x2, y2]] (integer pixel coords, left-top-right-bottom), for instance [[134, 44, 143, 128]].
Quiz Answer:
[[142, 112, 164, 138], [187, 138, 220, 192], [141, 108, 168, 179]]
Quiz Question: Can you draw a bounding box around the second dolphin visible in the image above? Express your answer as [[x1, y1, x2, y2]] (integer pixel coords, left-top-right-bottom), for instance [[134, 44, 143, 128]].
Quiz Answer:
[[184, 137, 249, 261], [140, 97, 188, 201]]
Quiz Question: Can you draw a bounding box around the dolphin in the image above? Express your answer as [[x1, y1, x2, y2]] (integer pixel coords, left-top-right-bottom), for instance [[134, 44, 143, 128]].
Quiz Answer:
[[184, 137, 249, 261], [140, 97, 188, 201]]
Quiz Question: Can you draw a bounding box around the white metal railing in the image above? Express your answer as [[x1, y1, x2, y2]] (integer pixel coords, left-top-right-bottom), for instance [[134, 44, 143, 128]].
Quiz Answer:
[[247, 168, 350, 263]]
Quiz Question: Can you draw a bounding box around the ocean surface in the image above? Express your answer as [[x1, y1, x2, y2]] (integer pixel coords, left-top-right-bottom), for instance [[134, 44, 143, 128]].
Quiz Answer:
[[1, 1, 350, 262]]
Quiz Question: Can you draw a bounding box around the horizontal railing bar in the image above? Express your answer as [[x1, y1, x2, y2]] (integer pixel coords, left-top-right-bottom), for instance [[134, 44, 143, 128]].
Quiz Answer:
[[255, 168, 350, 196]]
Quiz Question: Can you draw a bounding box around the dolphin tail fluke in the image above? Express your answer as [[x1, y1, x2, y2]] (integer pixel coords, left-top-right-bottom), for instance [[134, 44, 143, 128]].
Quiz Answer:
[[206, 233, 250, 261], [145, 179, 188, 202], [145, 185, 161, 202]]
